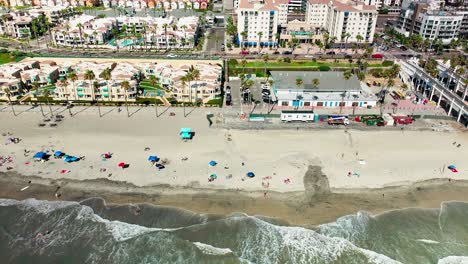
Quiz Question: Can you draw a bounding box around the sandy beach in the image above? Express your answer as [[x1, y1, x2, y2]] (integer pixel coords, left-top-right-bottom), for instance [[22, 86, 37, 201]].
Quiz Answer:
[[21, 57, 222, 67], [1, 106, 467, 193]]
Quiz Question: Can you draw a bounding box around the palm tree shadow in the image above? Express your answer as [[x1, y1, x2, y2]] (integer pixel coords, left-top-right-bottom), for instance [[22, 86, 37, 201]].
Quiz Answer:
[[156, 105, 171, 117], [128, 106, 143, 117], [71, 106, 91, 117], [15, 106, 36, 116], [101, 107, 115, 117], [184, 107, 196, 117], [0, 105, 9, 112]]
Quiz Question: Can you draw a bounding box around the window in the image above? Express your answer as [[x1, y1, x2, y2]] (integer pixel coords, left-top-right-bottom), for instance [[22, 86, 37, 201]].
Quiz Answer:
[[304, 102, 311, 106], [282, 101, 289, 106]]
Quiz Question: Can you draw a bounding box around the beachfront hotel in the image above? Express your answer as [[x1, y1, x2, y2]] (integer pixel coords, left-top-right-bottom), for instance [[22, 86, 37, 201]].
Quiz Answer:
[[53, 61, 140, 101], [1, 59, 222, 103], [270, 71, 378, 108], [51, 14, 200, 49]]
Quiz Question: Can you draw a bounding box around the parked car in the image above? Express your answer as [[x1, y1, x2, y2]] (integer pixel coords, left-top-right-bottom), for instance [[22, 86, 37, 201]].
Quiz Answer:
[[400, 46, 408, 51], [326, 51, 336, 55], [371, 54, 383, 59], [240, 50, 249, 55], [282, 51, 292, 55], [226, 94, 232, 106], [273, 51, 280, 54]]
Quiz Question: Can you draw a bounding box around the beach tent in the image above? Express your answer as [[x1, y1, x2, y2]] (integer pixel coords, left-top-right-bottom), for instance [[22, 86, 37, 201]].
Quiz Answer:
[[448, 165, 456, 170], [118, 162, 126, 168], [156, 164, 165, 170], [54, 151, 64, 158], [101, 153, 112, 159], [210, 174, 217, 179], [33, 152, 48, 160], [209, 160, 217, 166], [64, 156, 79, 163], [180, 128, 193, 140], [148, 156, 159, 162], [246, 172, 255, 178]]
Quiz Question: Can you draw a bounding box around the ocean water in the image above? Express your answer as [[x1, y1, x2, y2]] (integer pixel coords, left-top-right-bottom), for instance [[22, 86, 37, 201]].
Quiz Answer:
[[1, 198, 468, 264]]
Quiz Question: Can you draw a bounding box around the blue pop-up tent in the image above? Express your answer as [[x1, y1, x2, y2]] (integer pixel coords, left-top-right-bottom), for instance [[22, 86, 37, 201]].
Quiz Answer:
[[246, 172, 255, 178], [209, 160, 217, 166], [180, 128, 193, 139], [148, 156, 159, 162], [33, 152, 48, 160], [64, 156, 79, 163], [54, 151, 64, 157]]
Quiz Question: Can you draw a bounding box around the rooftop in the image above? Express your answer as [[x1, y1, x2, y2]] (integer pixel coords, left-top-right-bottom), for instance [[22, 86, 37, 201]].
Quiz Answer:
[[270, 71, 363, 92]]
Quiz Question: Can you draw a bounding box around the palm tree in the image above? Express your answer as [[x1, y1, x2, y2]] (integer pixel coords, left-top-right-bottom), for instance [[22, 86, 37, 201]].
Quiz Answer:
[[42, 88, 54, 117], [241, 59, 247, 74], [163, 23, 169, 50], [240, 31, 247, 49], [92, 80, 102, 117], [356, 34, 363, 47], [148, 75, 158, 116], [84, 70, 96, 100], [262, 54, 269, 76], [312, 78, 320, 88], [76, 22, 83, 48], [257, 32, 263, 50], [120, 80, 130, 117], [341, 70, 352, 114], [67, 71, 78, 101], [3, 88, 16, 116], [99, 68, 112, 102]]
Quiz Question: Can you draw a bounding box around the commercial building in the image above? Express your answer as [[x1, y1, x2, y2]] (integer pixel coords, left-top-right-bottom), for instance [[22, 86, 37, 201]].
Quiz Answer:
[[397, 0, 463, 43], [270, 71, 377, 108], [305, 0, 378, 43], [236, 0, 289, 48]]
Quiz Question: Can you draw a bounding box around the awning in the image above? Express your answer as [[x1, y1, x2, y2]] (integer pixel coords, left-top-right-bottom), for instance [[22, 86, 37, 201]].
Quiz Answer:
[[103, 93, 109, 97], [77, 93, 84, 97], [77, 87, 83, 91], [102, 88, 108, 92]]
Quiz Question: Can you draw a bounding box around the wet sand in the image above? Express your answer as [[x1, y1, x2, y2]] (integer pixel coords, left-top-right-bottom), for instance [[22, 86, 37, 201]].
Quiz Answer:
[[2, 169, 468, 227]]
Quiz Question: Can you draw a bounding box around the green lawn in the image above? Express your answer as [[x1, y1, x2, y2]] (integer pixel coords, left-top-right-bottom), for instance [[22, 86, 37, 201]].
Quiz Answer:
[[0, 53, 17, 64], [139, 80, 165, 91]]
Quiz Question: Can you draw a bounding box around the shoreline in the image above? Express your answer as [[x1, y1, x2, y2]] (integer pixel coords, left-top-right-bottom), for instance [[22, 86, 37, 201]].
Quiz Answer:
[[2, 170, 468, 227]]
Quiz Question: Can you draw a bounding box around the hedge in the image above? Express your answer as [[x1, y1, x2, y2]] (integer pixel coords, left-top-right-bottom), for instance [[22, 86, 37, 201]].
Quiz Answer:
[[382, 60, 394, 67], [318, 65, 330, 71], [205, 98, 223, 107]]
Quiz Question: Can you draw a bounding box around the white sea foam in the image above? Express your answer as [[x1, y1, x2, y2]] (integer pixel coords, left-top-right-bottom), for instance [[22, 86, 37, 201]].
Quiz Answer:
[[0, 198, 78, 214], [193, 242, 233, 256], [236, 216, 401, 264], [417, 239, 440, 244], [437, 256, 468, 264]]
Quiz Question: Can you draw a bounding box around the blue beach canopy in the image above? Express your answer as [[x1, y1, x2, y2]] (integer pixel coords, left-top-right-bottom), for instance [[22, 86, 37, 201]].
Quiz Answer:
[[33, 152, 47, 159], [209, 160, 217, 166], [246, 172, 255, 178], [148, 156, 159, 162], [448, 165, 456, 169], [64, 156, 79, 163], [54, 151, 63, 157], [180, 128, 193, 139]]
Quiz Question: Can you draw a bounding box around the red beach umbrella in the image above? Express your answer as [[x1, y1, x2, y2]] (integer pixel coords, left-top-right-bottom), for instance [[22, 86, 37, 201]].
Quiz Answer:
[[118, 162, 125, 168]]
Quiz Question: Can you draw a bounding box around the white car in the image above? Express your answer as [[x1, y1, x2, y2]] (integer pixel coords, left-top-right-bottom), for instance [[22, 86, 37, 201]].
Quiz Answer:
[[304, 55, 314, 58], [166, 54, 178, 58]]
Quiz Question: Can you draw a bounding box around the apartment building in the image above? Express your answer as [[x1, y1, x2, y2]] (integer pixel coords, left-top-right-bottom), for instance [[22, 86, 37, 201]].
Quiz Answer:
[[0, 12, 38, 38], [20, 62, 59, 87], [305, 0, 377, 43], [397, 0, 463, 43], [0, 61, 41, 101], [236, 0, 288, 47], [52, 15, 117, 46], [288, 0, 307, 12], [358, 0, 401, 9]]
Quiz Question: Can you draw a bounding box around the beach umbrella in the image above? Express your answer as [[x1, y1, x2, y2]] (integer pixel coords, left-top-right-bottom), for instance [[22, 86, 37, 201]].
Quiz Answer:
[[448, 165, 456, 170], [118, 162, 125, 168], [148, 156, 159, 162], [33, 152, 47, 160], [54, 151, 63, 157], [101, 153, 111, 159], [210, 174, 217, 179], [246, 172, 255, 178], [155, 164, 165, 169], [209, 160, 217, 166]]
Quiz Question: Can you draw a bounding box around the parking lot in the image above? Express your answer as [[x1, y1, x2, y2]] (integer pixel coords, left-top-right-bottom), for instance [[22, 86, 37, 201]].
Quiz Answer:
[[224, 78, 277, 114]]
